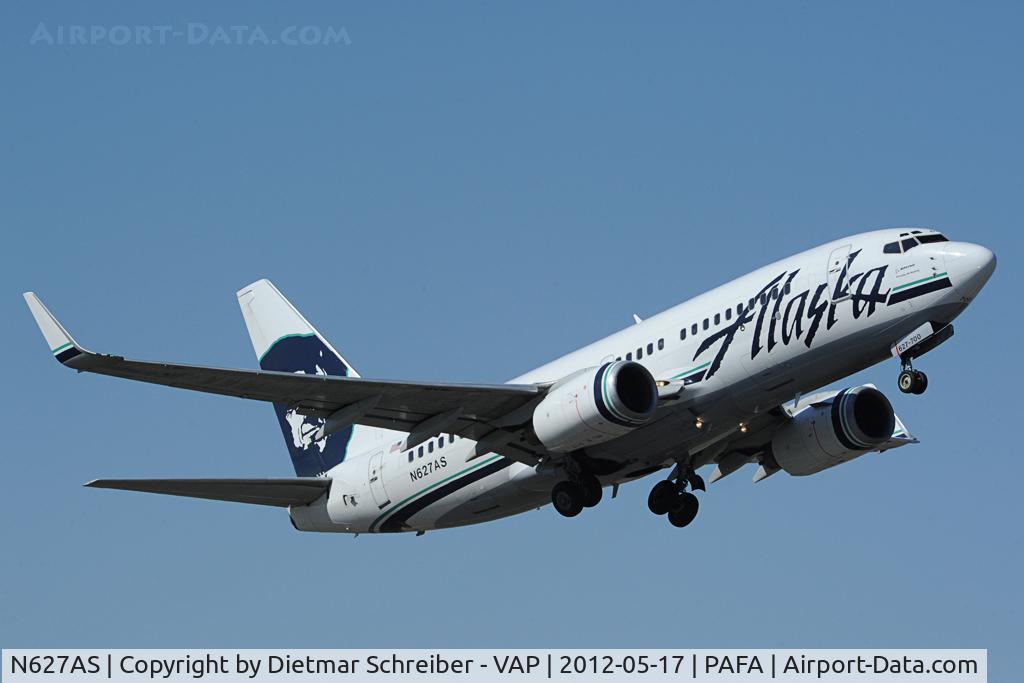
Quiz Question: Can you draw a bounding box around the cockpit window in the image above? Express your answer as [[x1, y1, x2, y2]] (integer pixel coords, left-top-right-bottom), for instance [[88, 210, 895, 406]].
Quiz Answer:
[[885, 232, 948, 254]]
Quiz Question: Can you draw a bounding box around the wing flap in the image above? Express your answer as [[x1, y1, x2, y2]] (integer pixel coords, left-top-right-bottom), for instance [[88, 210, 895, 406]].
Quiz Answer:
[[85, 478, 331, 507]]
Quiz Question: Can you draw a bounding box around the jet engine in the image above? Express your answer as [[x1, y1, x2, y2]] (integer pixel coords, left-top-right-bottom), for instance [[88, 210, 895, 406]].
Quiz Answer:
[[533, 361, 658, 452], [771, 385, 896, 476]]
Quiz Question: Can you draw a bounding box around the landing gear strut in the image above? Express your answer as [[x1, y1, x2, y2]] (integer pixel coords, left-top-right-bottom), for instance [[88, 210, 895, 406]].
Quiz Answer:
[[897, 361, 928, 395], [647, 464, 703, 528]]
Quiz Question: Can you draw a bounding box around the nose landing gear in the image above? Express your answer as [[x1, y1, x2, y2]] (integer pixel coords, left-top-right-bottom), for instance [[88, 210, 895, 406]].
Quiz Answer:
[[892, 325, 951, 395], [897, 364, 928, 395]]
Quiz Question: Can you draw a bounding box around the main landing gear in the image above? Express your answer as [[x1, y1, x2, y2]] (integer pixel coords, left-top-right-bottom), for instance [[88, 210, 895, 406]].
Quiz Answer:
[[897, 362, 928, 395], [551, 474, 603, 518], [647, 467, 703, 528]]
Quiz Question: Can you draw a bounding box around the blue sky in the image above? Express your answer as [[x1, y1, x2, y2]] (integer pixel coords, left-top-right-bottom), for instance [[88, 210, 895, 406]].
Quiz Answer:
[[1, 0, 1021, 677]]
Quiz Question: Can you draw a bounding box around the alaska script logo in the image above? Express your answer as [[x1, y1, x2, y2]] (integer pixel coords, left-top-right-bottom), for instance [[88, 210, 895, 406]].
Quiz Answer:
[[694, 250, 889, 380]]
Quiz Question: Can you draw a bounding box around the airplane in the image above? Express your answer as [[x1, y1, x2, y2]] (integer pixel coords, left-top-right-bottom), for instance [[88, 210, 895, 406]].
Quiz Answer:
[[24, 228, 995, 534]]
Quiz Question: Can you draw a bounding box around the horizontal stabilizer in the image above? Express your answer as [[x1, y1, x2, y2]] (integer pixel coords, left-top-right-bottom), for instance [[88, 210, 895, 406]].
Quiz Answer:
[[84, 478, 330, 507]]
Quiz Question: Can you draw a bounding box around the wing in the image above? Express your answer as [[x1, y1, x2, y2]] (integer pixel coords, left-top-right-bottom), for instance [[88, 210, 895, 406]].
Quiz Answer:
[[85, 478, 329, 507], [23, 293, 544, 454]]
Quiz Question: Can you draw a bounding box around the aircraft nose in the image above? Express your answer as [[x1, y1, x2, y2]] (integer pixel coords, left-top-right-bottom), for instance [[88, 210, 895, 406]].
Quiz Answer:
[[945, 242, 996, 300]]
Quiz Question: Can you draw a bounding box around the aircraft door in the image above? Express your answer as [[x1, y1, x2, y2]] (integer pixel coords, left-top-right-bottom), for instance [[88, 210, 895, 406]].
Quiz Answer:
[[367, 449, 391, 509], [827, 245, 853, 302]]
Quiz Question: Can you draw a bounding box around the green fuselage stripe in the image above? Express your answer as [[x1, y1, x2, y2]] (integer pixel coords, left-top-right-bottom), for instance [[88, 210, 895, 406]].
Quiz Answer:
[[670, 362, 711, 380], [891, 272, 948, 292], [257, 332, 316, 362], [370, 454, 503, 531]]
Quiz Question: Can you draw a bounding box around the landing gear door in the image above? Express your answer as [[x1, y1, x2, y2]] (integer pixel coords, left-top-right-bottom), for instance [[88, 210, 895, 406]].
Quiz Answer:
[[827, 245, 853, 302], [368, 449, 390, 509]]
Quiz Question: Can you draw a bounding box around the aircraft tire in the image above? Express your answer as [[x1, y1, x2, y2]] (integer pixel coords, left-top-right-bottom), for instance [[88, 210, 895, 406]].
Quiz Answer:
[[912, 370, 928, 395], [580, 474, 603, 508], [647, 480, 677, 515], [552, 481, 585, 517], [668, 492, 699, 528], [898, 369, 916, 394]]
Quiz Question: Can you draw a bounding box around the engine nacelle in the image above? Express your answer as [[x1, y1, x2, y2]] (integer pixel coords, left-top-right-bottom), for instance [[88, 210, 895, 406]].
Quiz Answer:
[[771, 385, 896, 476], [533, 361, 658, 452]]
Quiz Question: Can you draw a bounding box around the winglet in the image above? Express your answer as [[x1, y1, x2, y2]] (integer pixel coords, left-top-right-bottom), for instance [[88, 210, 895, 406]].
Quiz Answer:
[[23, 292, 87, 364]]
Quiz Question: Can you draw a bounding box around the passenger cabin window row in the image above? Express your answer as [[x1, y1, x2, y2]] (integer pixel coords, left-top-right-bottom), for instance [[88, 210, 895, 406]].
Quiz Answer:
[[609, 282, 800, 367], [678, 283, 792, 342], [406, 433, 459, 462], [615, 337, 665, 362], [883, 231, 949, 254]]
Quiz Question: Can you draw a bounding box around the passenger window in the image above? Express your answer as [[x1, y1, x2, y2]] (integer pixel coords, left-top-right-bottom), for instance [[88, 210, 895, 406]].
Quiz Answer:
[[749, 298, 755, 309], [725, 308, 732, 321], [714, 313, 720, 325], [680, 329, 686, 340], [626, 352, 632, 361], [784, 283, 791, 294], [736, 304, 742, 315], [703, 318, 709, 330], [428, 441, 434, 453], [657, 338, 664, 350], [408, 452, 414, 463], [759, 293, 767, 306], [418, 446, 424, 458], [647, 342, 654, 354], [691, 323, 698, 335], [636, 347, 643, 359]]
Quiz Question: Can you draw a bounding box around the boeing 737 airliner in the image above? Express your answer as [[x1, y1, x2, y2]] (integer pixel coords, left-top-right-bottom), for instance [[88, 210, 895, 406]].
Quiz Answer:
[[25, 228, 995, 532]]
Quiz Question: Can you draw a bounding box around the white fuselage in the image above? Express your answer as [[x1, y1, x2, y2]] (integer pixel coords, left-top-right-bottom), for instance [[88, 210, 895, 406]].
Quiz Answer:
[[290, 229, 994, 534]]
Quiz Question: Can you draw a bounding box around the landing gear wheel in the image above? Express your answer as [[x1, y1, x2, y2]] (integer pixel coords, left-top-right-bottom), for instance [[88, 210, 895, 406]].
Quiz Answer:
[[898, 369, 917, 394], [667, 492, 700, 528], [911, 370, 928, 395], [579, 475, 603, 508], [648, 480, 678, 515], [551, 481, 585, 518]]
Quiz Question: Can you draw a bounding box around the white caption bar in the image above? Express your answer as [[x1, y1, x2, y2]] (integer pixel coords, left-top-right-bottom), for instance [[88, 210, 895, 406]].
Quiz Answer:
[[2, 650, 986, 682]]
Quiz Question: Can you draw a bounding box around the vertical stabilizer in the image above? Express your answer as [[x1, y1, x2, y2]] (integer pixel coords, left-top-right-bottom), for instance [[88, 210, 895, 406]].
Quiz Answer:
[[236, 279, 394, 476]]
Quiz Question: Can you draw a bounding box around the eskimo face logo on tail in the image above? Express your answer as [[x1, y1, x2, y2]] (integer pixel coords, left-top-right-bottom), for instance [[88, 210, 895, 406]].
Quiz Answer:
[[694, 250, 890, 381], [259, 334, 352, 477]]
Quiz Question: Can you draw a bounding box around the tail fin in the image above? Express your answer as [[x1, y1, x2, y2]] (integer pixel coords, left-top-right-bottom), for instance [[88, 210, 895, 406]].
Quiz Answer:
[[236, 279, 392, 476]]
